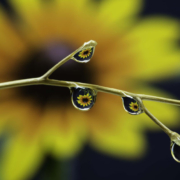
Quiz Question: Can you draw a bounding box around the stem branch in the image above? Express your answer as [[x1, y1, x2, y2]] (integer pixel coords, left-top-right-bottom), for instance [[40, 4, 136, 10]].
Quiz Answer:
[[0, 39, 179, 141], [143, 107, 173, 137]]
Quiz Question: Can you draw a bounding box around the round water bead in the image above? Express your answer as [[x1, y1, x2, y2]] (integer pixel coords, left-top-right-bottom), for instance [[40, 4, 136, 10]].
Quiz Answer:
[[122, 96, 143, 115], [171, 142, 180, 162], [73, 47, 95, 63], [71, 87, 96, 111]]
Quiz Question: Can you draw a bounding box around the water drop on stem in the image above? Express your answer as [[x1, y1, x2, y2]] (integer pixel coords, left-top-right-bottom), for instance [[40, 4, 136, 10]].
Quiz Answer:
[[73, 47, 95, 63], [122, 96, 143, 115], [70, 87, 97, 111], [171, 142, 180, 162]]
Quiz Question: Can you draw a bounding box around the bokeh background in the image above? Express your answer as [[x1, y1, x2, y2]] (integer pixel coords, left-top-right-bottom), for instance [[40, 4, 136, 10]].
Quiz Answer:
[[0, 0, 179, 180]]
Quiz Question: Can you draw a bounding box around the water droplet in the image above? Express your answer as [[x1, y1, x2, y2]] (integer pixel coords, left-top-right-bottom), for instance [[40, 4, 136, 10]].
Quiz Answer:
[[122, 96, 143, 115], [171, 142, 180, 162], [71, 87, 97, 111], [73, 47, 95, 63]]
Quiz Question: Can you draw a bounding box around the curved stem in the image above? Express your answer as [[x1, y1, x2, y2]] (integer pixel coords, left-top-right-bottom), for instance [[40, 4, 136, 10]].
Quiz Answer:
[[0, 78, 180, 107], [41, 55, 72, 79], [0, 39, 180, 142], [143, 107, 180, 146], [41, 40, 97, 79], [43, 79, 127, 97], [0, 78, 41, 90], [139, 94, 180, 106], [143, 107, 173, 137]]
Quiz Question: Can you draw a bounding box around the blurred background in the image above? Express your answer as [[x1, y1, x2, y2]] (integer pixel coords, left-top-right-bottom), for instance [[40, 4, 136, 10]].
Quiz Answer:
[[0, 0, 179, 180]]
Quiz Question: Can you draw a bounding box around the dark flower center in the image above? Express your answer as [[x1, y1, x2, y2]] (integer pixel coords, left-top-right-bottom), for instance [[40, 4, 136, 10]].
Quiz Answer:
[[83, 50, 89, 55], [14, 42, 94, 108], [133, 105, 138, 109], [82, 98, 89, 103]]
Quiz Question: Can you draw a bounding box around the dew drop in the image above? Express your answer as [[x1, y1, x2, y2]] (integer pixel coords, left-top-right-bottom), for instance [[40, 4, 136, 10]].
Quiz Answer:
[[73, 47, 95, 63], [171, 142, 180, 162], [122, 96, 143, 115], [71, 87, 97, 111]]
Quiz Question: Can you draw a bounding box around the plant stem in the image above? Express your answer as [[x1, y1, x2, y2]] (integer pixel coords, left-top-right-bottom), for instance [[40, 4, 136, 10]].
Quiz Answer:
[[143, 107, 173, 137], [1, 78, 180, 106], [0, 39, 180, 145]]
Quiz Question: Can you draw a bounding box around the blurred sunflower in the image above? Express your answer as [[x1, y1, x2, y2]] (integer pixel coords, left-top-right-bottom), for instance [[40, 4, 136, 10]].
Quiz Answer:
[[0, 0, 179, 180]]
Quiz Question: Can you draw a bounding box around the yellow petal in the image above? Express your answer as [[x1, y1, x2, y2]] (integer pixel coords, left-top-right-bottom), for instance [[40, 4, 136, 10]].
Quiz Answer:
[[0, 8, 27, 61], [10, 0, 91, 45], [10, 0, 55, 44], [2, 135, 43, 180], [127, 17, 180, 80], [41, 106, 87, 158], [97, 0, 143, 31]]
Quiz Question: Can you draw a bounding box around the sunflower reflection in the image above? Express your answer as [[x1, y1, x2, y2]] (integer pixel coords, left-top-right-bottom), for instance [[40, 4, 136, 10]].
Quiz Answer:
[[129, 102, 139, 112], [77, 93, 92, 107], [79, 48, 92, 59]]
